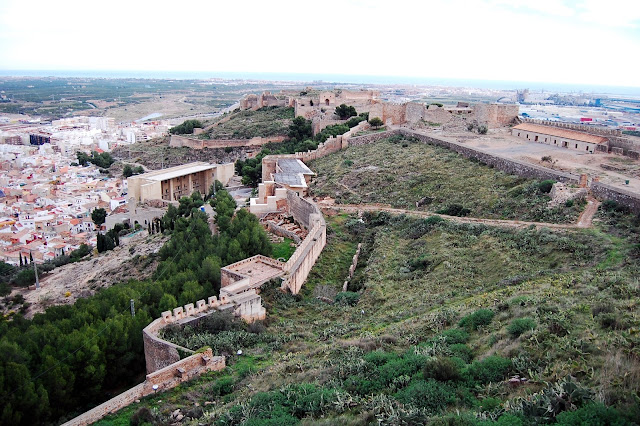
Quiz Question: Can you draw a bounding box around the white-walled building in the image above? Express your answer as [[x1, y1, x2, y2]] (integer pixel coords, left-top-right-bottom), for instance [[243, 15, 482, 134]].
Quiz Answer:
[[512, 123, 608, 153]]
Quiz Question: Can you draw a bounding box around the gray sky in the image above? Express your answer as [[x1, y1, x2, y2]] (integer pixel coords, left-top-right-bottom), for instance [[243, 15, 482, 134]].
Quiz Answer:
[[1, 0, 639, 87]]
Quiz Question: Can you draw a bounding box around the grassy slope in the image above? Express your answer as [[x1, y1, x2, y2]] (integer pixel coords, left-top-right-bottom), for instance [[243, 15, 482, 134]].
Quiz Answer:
[[98, 210, 640, 425], [310, 136, 585, 223], [96, 142, 640, 425], [205, 107, 294, 140]]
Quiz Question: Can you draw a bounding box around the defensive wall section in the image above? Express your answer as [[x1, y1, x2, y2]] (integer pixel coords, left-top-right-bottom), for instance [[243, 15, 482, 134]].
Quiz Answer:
[[280, 191, 326, 295], [62, 348, 225, 426], [396, 129, 580, 184], [170, 134, 286, 149], [591, 182, 640, 214]]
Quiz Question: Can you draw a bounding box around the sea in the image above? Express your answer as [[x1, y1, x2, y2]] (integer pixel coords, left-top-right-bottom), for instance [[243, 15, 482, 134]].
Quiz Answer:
[[1, 70, 639, 97]]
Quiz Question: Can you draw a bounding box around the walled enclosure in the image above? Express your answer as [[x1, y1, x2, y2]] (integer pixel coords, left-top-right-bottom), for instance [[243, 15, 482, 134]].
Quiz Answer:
[[66, 106, 640, 424]]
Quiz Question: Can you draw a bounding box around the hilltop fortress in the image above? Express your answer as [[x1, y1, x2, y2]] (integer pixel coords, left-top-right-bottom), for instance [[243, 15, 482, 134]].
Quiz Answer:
[[240, 88, 519, 133]]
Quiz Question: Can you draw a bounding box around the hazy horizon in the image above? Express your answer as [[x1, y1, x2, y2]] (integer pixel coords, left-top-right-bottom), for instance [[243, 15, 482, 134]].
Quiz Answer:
[[1, 0, 639, 90], [2, 69, 640, 97]]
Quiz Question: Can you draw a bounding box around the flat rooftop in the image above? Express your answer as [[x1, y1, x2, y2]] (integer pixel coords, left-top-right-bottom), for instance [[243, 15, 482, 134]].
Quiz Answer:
[[224, 255, 285, 289], [145, 164, 216, 181], [273, 173, 307, 188], [130, 162, 218, 182], [277, 158, 314, 175]]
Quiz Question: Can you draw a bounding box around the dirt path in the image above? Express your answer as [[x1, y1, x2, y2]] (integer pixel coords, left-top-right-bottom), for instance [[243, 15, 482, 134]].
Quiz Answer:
[[576, 197, 600, 228], [322, 198, 600, 231]]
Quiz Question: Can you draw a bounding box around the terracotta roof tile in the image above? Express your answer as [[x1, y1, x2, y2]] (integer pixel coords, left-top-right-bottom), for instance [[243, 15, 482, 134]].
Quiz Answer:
[[513, 123, 608, 144]]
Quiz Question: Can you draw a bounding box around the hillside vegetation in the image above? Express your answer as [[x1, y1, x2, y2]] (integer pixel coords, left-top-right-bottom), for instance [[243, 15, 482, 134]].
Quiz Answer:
[[96, 201, 639, 423], [205, 107, 295, 140], [310, 136, 585, 223]]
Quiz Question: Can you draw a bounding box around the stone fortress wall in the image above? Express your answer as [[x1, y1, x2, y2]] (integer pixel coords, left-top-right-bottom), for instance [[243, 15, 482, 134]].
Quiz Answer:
[[66, 92, 640, 424], [169, 134, 286, 150], [62, 348, 225, 426]]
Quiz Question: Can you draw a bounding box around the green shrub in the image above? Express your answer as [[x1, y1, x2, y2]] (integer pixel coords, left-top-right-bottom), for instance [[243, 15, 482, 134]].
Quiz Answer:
[[537, 180, 555, 193], [507, 318, 536, 338], [436, 204, 471, 217], [423, 357, 462, 382], [492, 414, 525, 425], [130, 407, 155, 426], [555, 402, 629, 425], [598, 313, 626, 330], [449, 344, 474, 363], [209, 377, 234, 398], [394, 379, 455, 414], [465, 356, 512, 384], [335, 291, 360, 306], [601, 199, 631, 214], [458, 309, 495, 330], [439, 329, 470, 344]]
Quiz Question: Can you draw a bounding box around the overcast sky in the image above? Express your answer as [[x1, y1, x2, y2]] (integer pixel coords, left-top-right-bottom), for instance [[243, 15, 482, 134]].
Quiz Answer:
[[1, 0, 639, 87]]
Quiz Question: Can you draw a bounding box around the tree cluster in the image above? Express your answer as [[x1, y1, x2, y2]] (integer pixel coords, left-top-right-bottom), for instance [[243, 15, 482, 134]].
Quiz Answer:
[[122, 164, 145, 178], [0, 190, 273, 424], [335, 103, 357, 119], [76, 151, 114, 169], [287, 116, 313, 142], [169, 119, 203, 135]]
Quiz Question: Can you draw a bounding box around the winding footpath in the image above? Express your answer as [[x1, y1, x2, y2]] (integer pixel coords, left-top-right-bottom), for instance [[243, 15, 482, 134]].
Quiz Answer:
[[321, 197, 601, 230]]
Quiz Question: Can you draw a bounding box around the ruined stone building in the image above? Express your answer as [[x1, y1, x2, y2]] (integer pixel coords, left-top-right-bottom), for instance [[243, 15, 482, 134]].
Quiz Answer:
[[512, 123, 608, 153], [250, 157, 315, 214]]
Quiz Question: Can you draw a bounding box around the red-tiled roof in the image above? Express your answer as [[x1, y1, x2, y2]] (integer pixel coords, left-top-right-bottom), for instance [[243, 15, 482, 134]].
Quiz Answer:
[[513, 123, 608, 144]]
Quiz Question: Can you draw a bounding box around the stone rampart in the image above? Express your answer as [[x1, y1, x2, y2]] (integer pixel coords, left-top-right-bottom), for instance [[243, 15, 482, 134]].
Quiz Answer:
[[280, 191, 326, 294], [286, 190, 318, 229], [61, 349, 225, 426], [142, 317, 188, 374], [398, 129, 580, 184], [267, 222, 303, 244], [591, 182, 640, 213], [170, 135, 286, 149], [522, 118, 623, 137]]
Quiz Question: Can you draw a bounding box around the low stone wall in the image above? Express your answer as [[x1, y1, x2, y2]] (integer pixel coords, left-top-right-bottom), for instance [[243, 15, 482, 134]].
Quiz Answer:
[[348, 129, 398, 147], [144, 348, 225, 393], [281, 192, 326, 294], [398, 129, 580, 184], [591, 182, 640, 213], [170, 135, 286, 149], [522, 118, 623, 137], [142, 317, 191, 374], [267, 222, 302, 244], [62, 349, 225, 426]]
